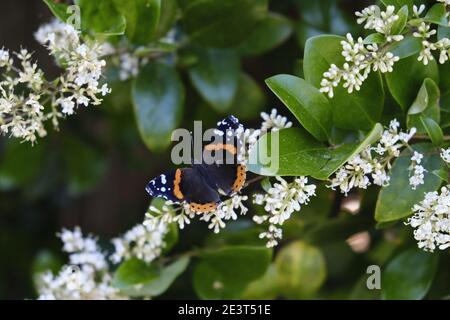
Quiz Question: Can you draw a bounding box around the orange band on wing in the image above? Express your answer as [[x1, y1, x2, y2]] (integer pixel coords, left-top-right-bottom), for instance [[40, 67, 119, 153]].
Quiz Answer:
[[189, 202, 217, 213], [204, 143, 237, 155], [232, 164, 246, 193], [173, 169, 184, 200]]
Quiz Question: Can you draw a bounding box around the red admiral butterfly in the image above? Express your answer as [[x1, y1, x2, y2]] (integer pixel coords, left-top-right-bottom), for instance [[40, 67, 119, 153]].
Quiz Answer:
[[146, 115, 246, 213]]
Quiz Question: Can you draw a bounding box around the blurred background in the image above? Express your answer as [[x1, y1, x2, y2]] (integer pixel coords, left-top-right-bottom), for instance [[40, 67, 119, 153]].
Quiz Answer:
[[2, 0, 440, 299]]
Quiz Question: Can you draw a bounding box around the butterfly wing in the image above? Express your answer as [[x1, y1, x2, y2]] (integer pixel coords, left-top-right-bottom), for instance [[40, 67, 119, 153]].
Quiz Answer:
[[146, 168, 220, 212], [198, 115, 247, 196]]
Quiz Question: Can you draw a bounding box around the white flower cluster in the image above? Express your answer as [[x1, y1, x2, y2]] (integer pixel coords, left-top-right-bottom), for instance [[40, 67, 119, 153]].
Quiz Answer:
[[111, 216, 169, 264], [409, 151, 426, 190], [329, 119, 416, 195], [320, 33, 399, 98], [253, 176, 316, 247], [440, 147, 450, 163], [37, 227, 125, 300], [413, 22, 450, 65], [0, 20, 110, 143], [355, 5, 404, 42], [238, 108, 292, 165], [407, 186, 450, 252]]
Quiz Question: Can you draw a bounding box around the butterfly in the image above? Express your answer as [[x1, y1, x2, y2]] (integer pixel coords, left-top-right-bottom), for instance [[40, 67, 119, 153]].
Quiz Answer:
[[145, 115, 247, 213]]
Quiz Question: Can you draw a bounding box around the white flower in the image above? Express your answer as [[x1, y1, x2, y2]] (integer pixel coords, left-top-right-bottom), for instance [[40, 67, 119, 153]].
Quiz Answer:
[[260, 109, 292, 132], [320, 31, 400, 97], [413, 5, 426, 17], [1, 19, 110, 143], [119, 53, 140, 81], [37, 227, 125, 300], [440, 148, 450, 163], [111, 217, 168, 264], [406, 186, 450, 252], [59, 97, 75, 115], [329, 119, 416, 194], [355, 5, 402, 41]]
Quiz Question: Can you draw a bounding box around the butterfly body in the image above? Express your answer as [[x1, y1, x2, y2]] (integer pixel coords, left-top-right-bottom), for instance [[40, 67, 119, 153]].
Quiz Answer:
[[146, 116, 246, 213]]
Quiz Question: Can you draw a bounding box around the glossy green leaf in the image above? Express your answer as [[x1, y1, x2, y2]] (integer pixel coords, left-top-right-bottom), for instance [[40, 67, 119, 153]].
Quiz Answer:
[[381, 0, 414, 10], [382, 248, 439, 300], [241, 264, 279, 299], [275, 241, 326, 299], [113, 0, 161, 44], [407, 78, 440, 132], [424, 3, 448, 26], [312, 123, 384, 180], [228, 74, 266, 120], [391, 6, 408, 35], [113, 256, 190, 297], [188, 48, 239, 112], [363, 33, 385, 44], [375, 143, 444, 222], [179, 0, 268, 47], [431, 167, 449, 182], [76, 0, 126, 35], [266, 74, 332, 141], [438, 25, 450, 40], [43, 0, 70, 21], [193, 246, 272, 299], [237, 13, 293, 56], [154, 0, 178, 39], [132, 62, 184, 151], [247, 127, 328, 177], [387, 35, 422, 59], [304, 35, 384, 130], [421, 117, 444, 146], [385, 54, 439, 109]]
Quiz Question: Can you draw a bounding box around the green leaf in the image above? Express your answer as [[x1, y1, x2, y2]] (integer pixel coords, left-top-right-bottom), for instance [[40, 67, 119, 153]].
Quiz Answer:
[[237, 13, 293, 56], [303, 35, 384, 130], [407, 78, 440, 132], [375, 143, 444, 222], [431, 167, 449, 182], [382, 248, 439, 300], [0, 140, 47, 190], [363, 33, 385, 44], [424, 3, 449, 26], [154, 0, 178, 39], [193, 246, 272, 299], [76, 0, 126, 35], [275, 241, 326, 299], [247, 127, 328, 177], [132, 62, 184, 151], [113, 0, 161, 44], [187, 48, 239, 112], [385, 54, 439, 110], [241, 264, 279, 299], [312, 123, 384, 180], [61, 135, 107, 195], [179, 0, 268, 48], [43, 0, 70, 21], [248, 124, 383, 179], [381, 0, 414, 10], [391, 6, 408, 35], [438, 25, 450, 40], [113, 256, 190, 297], [228, 74, 266, 120], [387, 35, 423, 59], [266, 74, 332, 141], [421, 117, 444, 146]]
